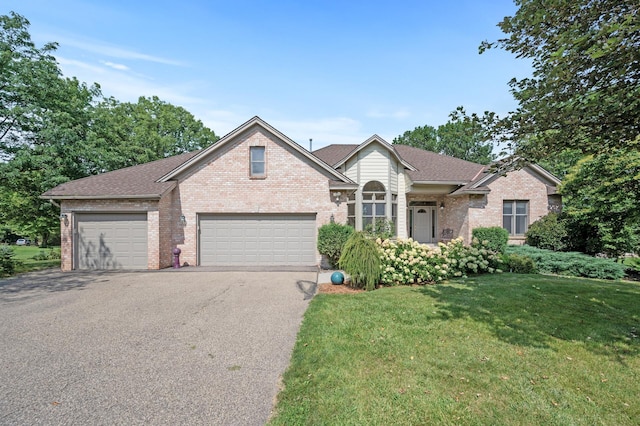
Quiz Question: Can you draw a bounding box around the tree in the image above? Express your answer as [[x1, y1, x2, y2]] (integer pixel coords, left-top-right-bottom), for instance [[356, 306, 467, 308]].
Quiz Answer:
[[86, 96, 218, 172], [437, 107, 495, 164], [560, 150, 640, 257], [480, 0, 640, 160], [392, 124, 438, 151], [0, 12, 63, 158], [0, 12, 219, 244], [393, 107, 496, 164]]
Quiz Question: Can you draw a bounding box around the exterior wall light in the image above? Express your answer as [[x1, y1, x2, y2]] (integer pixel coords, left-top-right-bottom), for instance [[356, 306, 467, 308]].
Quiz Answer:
[[332, 191, 342, 205], [179, 215, 187, 226], [440, 202, 445, 210]]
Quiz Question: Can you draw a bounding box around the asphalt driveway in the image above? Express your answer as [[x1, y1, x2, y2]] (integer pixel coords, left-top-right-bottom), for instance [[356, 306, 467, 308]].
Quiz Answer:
[[0, 268, 317, 425]]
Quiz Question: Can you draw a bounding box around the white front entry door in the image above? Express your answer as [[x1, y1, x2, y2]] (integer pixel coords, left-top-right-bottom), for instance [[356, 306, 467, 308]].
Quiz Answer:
[[413, 207, 435, 243]]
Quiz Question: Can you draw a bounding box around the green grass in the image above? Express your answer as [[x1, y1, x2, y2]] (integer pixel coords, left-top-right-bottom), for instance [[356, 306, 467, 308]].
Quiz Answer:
[[10, 245, 61, 272], [269, 274, 640, 425]]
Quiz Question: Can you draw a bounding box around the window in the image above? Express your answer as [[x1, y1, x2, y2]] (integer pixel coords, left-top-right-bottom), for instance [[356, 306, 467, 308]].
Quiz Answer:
[[503, 200, 529, 235], [347, 192, 356, 227], [250, 146, 265, 177], [362, 181, 386, 229]]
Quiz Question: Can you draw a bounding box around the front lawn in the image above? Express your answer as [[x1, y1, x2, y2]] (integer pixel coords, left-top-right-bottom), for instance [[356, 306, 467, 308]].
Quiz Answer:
[[11, 245, 61, 273], [270, 274, 640, 425]]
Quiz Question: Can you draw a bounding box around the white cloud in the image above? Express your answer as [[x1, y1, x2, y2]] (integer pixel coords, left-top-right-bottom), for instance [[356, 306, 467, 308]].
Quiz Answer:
[[50, 33, 186, 66], [57, 56, 203, 106], [101, 61, 129, 71]]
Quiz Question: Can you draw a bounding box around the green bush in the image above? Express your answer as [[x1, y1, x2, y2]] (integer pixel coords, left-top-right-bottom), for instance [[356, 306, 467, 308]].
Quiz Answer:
[[47, 248, 61, 260], [503, 253, 537, 273], [525, 213, 568, 251], [506, 245, 625, 280], [472, 227, 509, 253], [339, 232, 381, 291], [32, 248, 61, 261], [0, 246, 20, 277], [317, 223, 354, 268]]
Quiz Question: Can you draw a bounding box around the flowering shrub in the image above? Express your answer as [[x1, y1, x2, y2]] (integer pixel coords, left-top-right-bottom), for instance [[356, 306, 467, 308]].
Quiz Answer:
[[378, 237, 502, 285], [439, 237, 503, 277]]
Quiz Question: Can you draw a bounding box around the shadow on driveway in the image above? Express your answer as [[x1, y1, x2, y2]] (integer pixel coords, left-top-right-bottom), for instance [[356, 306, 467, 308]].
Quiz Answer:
[[0, 269, 109, 302]]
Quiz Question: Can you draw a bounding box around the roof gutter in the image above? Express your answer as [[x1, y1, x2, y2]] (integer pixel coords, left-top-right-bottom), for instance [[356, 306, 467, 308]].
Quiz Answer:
[[411, 180, 468, 185], [39, 194, 164, 201]]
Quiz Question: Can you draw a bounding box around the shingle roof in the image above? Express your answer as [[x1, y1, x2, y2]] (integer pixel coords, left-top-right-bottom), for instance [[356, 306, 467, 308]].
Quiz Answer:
[[313, 143, 486, 183], [393, 145, 486, 183], [41, 150, 201, 199], [312, 144, 358, 167]]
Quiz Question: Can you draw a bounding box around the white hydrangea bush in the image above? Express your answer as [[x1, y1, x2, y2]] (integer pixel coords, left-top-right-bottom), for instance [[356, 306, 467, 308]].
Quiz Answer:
[[377, 237, 503, 285]]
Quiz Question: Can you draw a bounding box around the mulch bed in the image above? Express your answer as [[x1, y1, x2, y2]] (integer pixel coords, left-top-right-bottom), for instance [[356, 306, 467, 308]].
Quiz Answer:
[[318, 283, 364, 294]]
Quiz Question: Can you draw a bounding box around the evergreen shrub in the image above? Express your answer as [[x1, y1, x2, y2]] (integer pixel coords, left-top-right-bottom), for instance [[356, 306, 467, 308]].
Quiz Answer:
[[472, 227, 509, 253]]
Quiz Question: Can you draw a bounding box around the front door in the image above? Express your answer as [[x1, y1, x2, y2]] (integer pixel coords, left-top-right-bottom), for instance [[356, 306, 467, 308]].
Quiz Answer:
[[413, 207, 436, 243]]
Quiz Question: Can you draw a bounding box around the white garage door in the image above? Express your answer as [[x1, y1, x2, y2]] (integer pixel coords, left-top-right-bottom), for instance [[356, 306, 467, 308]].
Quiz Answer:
[[75, 213, 148, 270], [199, 214, 316, 266]]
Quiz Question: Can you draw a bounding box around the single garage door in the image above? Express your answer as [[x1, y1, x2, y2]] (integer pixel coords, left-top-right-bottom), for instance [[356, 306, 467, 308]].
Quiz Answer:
[[75, 213, 148, 270], [199, 214, 316, 266]]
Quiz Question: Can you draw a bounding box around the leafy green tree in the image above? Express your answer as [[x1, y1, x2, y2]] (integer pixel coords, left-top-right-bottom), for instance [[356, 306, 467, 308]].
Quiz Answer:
[[480, 0, 640, 160], [87, 96, 218, 172], [392, 124, 438, 151], [0, 12, 219, 244], [437, 107, 495, 164], [0, 12, 62, 158], [393, 107, 495, 164], [561, 151, 640, 257]]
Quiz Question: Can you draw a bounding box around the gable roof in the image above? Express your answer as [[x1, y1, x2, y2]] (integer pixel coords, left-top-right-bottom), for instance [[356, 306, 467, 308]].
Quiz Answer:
[[42, 116, 355, 200], [450, 160, 562, 196], [314, 142, 486, 184], [158, 116, 353, 183], [326, 135, 417, 171], [41, 150, 201, 200]]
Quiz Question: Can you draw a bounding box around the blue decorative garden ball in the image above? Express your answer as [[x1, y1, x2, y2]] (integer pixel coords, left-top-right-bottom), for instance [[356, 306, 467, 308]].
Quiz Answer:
[[331, 271, 345, 285]]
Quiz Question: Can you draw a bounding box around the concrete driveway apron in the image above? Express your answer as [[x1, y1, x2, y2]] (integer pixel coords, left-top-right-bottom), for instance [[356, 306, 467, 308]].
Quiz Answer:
[[0, 269, 317, 425]]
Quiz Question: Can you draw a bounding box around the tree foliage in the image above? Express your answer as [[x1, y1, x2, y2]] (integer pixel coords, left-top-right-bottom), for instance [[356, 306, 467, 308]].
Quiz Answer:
[[481, 0, 640, 160], [87, 96, 218, 172], [560, 150, 640, 257], [393, 107, 495, 164], [0, 12, 219, 244], [0, 12, 62, 157], [393, 124, 439, 152]]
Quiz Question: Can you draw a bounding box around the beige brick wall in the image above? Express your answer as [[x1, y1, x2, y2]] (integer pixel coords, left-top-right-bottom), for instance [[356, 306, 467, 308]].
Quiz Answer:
[[170, 127, 345, 266], [59, 129, 345, 270], [469, 168, 557, 244]]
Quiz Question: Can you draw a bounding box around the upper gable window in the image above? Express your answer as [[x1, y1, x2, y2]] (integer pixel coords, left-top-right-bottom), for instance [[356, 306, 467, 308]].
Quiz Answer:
[[250, 146, 265, 178]]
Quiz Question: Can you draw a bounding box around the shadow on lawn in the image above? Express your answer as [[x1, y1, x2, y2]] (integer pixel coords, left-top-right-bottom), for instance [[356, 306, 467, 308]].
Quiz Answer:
[[418, 274, 640, 360]]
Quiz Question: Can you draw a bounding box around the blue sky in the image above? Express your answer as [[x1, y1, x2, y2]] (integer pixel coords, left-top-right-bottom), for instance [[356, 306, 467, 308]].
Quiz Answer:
[[4, 0, 530, 149]]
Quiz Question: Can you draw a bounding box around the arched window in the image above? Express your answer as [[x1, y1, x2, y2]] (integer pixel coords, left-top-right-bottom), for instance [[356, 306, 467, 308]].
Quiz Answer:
[[362, 181, 386, 229]]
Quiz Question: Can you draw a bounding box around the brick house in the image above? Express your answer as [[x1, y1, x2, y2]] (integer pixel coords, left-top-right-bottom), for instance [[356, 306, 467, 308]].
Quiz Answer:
[[42, 116, 561, 271]]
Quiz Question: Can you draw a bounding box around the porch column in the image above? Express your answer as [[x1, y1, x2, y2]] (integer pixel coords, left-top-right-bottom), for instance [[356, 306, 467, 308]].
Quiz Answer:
[[397, 173, 408, 238]]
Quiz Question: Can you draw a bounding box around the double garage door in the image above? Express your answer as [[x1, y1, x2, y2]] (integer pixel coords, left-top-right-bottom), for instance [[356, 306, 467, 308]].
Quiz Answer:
[[199, 214, 316, 266], [75, 213, 148, 270]]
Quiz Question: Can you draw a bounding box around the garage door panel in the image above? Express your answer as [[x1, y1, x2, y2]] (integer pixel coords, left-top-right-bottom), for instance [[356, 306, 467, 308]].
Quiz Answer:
[[75, 213, 148, 270], [199, 214, 316, 266]]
